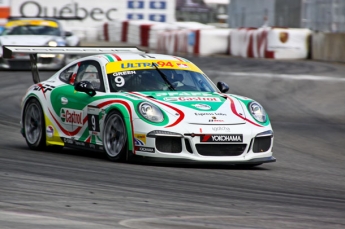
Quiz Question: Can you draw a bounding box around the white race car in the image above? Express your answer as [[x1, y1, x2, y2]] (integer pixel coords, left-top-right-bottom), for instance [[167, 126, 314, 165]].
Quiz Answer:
[[3, 46, 275, 166], [0, 17, 80, 69]]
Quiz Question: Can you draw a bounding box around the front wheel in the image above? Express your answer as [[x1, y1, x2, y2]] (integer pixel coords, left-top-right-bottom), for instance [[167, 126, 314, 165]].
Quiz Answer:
[[102, 110, 128, 161], [23, 98, 46, 150]]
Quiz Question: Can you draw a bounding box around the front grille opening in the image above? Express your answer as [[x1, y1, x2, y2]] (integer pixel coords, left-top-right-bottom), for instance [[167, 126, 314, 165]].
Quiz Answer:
[[155, 136, 182, 153], [196, 144, 247, 156], [253, 136, 271, 153], [184, 139, 193, 154]]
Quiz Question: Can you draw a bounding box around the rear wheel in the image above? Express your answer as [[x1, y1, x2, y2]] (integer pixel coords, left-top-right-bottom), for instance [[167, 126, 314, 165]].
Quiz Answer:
[[23, 99, 46, 150], [103, 110, 128, 161]]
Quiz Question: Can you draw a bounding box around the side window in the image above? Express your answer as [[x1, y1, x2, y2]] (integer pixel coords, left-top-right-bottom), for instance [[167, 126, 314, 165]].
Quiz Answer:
[[75, 60, 104, 92], [59, 64, 78, 84]]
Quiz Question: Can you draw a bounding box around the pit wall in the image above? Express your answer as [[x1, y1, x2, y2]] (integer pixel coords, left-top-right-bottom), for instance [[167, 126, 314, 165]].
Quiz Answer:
[[103, 19, 344, 63]]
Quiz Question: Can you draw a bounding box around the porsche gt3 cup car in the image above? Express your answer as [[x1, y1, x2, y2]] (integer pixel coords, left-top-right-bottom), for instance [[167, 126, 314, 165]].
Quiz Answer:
[[0, 18, 80, 69], [3, 46, 275, 166]]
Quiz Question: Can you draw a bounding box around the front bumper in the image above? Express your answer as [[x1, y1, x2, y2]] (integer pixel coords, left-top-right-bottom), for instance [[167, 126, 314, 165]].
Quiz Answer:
[[132, 120, 275, 164]]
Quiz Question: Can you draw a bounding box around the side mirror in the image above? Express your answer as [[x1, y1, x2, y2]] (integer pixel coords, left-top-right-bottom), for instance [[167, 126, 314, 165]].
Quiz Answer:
[[75, 81, 96, 96], [217, 81, 229, 93], [65, 31, 73, 37]]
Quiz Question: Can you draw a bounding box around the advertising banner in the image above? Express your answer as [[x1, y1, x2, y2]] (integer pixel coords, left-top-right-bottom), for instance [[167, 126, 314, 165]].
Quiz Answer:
[[10, 0, 175, 28]]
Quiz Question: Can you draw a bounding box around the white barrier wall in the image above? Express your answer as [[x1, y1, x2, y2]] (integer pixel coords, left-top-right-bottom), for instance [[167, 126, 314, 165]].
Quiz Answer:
[[199, 29, 231, 55], [230, 27, 311, 59], [103, 19, 312, 59], [268, 28, 311, 59]]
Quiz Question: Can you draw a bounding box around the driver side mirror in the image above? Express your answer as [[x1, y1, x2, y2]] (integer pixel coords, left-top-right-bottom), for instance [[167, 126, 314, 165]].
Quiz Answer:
[[74, 81, 96, 96], [217, 81, 229, 93]]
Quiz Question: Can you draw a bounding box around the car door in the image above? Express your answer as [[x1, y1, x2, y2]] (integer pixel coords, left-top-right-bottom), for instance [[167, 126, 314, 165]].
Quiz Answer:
[[59, 60, 105, 144]]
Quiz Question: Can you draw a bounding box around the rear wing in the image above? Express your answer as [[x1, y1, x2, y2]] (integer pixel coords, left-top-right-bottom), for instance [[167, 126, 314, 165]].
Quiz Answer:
[[2, 46, 145, 83]]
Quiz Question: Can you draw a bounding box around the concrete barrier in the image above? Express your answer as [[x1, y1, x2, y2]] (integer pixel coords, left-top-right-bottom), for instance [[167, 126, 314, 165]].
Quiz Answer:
[[312, 32, 345, 63]]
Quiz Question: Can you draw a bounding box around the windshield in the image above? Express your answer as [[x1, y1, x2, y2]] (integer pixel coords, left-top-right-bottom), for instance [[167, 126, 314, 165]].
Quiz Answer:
[[1, 23, 61, 36], [108, 69, 218, 92]]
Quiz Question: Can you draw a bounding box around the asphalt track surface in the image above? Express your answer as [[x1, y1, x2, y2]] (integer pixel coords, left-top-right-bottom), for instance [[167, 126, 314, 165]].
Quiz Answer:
[[0, 55, 344, 229]]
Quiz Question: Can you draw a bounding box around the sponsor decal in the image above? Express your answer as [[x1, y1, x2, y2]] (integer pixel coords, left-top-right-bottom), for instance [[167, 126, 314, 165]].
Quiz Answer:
[[212, 127, 231, 132], [192, 104, 211, 110], [208, 116, 224, 122], [164, 97, 221, 102], [60, 108, 83, 126], [177, 63, 188, 68], [113, 71, 136, 76], [46, 126, 54, 137], [200, 134, 243, 142], [121, 61, 173, 69], [136, 146, 155, 153], [63, 137, 74, 144], [134, 133, 146, 145], [279, 31, 289, 43], [74, 141, 85, 146], [156, 92, 213, 96], [33, 84, 55, 93], [62, 138, 104, 151], [195, 112, 227, 116]]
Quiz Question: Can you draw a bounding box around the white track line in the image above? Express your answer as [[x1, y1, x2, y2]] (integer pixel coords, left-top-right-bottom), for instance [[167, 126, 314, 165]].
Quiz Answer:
[[205, 70, 345, 82]]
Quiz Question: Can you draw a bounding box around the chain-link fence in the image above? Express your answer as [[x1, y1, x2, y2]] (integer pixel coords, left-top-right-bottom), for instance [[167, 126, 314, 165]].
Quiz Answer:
[[227, 0, 345, 32], [302, 0, 345, 32]]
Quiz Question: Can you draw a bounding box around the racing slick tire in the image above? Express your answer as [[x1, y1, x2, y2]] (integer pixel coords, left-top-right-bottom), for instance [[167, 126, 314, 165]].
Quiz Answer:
[[102, 110, 128, 162], [23, 98, 46, 150]]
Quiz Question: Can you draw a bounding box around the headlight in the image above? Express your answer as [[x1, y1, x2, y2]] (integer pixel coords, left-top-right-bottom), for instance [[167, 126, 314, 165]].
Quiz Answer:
[[248, 102, 267, 122], [47, 40, 58, 47], [138, 102, 164, 123]]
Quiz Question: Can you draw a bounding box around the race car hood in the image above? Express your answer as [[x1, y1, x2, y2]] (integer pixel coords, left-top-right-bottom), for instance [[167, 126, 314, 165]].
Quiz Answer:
[[0, 35, 62, 46], [141, 91, 247, 125]]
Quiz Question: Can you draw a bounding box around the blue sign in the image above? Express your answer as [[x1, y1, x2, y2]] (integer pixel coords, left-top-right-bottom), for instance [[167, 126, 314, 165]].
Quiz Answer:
[[149, 14, 166, 22], [150, 1, 166, 9], [128, 1, 144, 9], [127, 13, 144, 20], [188, 32, 195, 46]]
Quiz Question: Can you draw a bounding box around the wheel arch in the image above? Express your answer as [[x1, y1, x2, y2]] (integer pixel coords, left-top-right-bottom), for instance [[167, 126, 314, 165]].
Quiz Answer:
[[103, 104, 135, 152], [21, 94, 44, 132]]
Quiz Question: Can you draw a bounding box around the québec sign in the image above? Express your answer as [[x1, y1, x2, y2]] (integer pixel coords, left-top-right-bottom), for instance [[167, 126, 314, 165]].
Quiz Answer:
[[13, 0, 118, 21], [10, 0, 175, 24]]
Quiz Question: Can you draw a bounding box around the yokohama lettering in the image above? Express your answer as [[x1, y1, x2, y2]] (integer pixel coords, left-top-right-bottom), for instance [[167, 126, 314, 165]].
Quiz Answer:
[[201, 134, 243, 142], [211, 135, 241, 142]]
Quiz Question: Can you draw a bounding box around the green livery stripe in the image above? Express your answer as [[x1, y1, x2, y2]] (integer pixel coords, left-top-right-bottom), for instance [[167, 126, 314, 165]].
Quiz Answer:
[[104, 54, 115, 62]]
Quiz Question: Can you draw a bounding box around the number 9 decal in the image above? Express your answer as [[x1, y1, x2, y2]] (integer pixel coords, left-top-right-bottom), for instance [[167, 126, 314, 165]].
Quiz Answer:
[[91, 115, 96, 131], [114, 76, 125, 87]]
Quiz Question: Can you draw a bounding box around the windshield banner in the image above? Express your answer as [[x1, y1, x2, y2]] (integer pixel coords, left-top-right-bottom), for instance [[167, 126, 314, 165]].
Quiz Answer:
[[106, 60, 202, 74]]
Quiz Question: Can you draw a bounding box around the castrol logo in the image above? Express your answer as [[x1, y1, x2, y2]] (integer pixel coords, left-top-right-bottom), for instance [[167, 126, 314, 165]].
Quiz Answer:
[[60, 108, 83, 126]]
